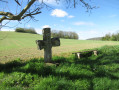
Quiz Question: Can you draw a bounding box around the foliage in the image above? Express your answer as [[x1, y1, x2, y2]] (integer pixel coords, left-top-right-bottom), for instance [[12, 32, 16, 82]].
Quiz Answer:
[[51, 30, 79, 39], [0, 45, 119, 89], [15, 27, 37, 34], [102, 32, 119, 41]]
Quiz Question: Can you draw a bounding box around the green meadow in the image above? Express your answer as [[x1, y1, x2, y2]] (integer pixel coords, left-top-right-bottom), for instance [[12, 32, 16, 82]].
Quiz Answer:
[[0, 31, 119, 89], [0, 31, 119, 63], [0, 45, 119, 89]]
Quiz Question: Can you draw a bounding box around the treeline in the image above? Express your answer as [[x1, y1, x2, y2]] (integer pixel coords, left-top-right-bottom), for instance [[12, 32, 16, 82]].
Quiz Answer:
[[102, 33, 119, 41], [51, 30, 78, 39], [15, 27, 37, 34]]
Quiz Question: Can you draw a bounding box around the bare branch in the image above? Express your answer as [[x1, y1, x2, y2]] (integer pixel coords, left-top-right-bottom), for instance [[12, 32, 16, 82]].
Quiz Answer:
[[0, 0, 96, 26], [0, 11, 14, 17], [0, 0, 38, 23], [80, 0, 96, 11], [0, 16, 7, 22], [21, 11, 41, 19], [0, 20, 10, 29], [15, 0, 21, 6], [74, 0, 75, 8], [18, 0, 36, 18]]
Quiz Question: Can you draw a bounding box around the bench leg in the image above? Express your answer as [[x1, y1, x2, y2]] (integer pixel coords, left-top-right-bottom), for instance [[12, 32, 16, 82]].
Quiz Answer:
[[93, 51, 98, 56], [77, 53, 81, 59]]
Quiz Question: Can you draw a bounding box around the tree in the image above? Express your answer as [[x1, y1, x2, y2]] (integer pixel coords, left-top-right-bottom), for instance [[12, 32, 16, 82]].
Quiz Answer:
[[15, 27, 37, 34], [102, 33, 111, 41], [51, 30, 78, 39], [102, 32, 119, 41], [0, 0, 95, 24]]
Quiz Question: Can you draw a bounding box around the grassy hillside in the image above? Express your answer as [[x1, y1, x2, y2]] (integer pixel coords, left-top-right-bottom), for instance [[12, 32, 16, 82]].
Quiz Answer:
[[0, 31, 42, 50], [0, 45, 119, 89], [0, 31, 119, 63]]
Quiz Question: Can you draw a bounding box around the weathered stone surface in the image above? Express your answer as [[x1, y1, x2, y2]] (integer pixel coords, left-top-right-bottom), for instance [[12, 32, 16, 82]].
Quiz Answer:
[[51, 37, 60, 46], [43, 28, 52, 62], [36, 40, 45, 50], [36, 28, 60, 63]]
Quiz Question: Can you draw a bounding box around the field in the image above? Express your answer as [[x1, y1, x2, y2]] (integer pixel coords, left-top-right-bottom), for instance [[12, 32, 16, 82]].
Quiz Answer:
[[0, 45, 119, 89], [0, 31, 119, 63], [0, 31, 119, 89]]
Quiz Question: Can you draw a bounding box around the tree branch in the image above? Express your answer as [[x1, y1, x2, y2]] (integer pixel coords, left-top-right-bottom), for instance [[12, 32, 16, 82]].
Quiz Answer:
[[0, 16, 7, 22], [18, 0, 36, 18], [15, 0, 21, 6], [80, 0, 96, 10], [0, 0, 37, 23], [0, 12, 14, 18], [21, 11, 41, 19], [0, 0, 96, 24]]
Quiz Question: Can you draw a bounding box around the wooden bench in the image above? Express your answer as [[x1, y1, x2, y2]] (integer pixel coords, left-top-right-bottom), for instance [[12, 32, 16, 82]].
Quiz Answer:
[[72, 50, 98, 59]]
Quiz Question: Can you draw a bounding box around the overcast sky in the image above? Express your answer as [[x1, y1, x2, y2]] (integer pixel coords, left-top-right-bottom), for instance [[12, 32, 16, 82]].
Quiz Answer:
[[1, 0, 119, 40]]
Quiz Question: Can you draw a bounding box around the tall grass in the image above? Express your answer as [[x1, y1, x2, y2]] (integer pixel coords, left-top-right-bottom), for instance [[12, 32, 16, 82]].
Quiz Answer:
[[0, 45, 119, 89]]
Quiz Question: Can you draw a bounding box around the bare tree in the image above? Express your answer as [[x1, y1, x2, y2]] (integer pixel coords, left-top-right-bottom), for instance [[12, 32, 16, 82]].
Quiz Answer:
[[0, 0, 95, 24]]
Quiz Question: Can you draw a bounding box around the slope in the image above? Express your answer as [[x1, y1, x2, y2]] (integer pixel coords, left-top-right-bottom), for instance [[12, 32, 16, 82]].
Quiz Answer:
[[0, 31, 119, 63]]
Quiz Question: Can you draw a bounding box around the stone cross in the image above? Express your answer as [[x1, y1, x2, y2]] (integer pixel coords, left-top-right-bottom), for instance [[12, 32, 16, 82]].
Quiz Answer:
[[36, 28, 60, 62]]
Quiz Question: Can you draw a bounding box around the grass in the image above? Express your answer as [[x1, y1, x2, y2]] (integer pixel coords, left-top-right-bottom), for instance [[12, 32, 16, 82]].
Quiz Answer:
[[0, 45, 119, 89], [0, 31, 119, 63]]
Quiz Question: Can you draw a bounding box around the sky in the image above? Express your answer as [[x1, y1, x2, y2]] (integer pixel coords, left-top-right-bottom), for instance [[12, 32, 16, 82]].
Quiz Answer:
[[1, 0, 119, 40]]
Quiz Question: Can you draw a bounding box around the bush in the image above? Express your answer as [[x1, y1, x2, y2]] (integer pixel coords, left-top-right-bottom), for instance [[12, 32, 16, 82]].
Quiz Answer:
[[15, 27, 37, 34], [51, 30, 79, 39], [102, 32, 119, 41], [15, 28, 25, 33]]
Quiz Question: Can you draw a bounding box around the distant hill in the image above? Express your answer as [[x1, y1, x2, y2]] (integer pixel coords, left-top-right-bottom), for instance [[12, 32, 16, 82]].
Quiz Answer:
[[87, 37, 102, 40]]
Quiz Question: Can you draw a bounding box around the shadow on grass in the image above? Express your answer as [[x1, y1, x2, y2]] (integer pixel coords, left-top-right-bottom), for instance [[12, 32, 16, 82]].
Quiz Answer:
[[0, 60, 26, 73], [0, 49, 119, 89]]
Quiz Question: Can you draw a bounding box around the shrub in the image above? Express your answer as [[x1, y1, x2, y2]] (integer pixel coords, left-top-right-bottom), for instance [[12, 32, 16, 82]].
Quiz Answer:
[[15, 28, 25, 33], [102, 32, 119, 41], [51, 30, 79, 39], [15, 27, 37, 34]]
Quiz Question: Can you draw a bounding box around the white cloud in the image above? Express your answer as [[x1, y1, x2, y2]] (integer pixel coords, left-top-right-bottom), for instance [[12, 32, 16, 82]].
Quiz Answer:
[[68, 15, 74, 18], [35, 28, 42, 34], [42, 25, 50, 28], [27, 24, 31, 28], [51, 9, 75, 18], [1, 20, 18, 26], [77, 29, 118, 40], [78, 30, 102, 40], [109, 14, 117, 18], [74, 21, 95, 26], [35, 26, 51, 35], [51, 9, 68, 17], [1, 28, 14, 31]]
